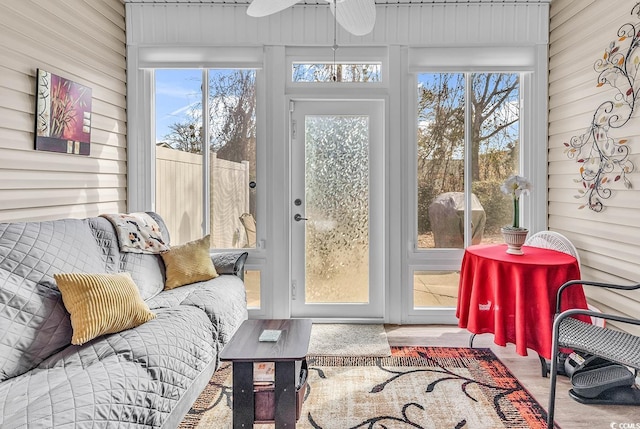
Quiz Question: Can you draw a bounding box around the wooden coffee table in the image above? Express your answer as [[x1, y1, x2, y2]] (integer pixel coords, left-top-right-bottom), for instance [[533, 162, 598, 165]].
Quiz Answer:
[[220, 318, 312, 428]]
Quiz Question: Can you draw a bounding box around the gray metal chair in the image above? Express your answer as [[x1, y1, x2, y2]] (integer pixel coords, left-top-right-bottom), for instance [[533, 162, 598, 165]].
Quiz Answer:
[[547, 279, 640, 428]]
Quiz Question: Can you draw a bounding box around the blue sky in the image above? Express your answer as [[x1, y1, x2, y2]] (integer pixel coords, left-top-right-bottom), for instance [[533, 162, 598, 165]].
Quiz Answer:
[[155, 69, 202, 142], [155, 70, 518, 149]]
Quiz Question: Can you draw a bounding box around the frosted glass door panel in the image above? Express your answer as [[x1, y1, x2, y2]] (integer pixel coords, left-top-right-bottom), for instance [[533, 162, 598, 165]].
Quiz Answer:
[[290, 99, 384, 319], [304, 115, 369, 304]]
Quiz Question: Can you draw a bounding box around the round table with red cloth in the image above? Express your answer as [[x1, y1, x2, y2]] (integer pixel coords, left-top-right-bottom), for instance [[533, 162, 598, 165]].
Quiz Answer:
[[456, 244, 591, 359]]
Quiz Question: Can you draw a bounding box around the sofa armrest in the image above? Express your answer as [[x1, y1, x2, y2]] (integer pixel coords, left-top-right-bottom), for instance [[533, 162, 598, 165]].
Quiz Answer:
[[210, 252, 248, 281]]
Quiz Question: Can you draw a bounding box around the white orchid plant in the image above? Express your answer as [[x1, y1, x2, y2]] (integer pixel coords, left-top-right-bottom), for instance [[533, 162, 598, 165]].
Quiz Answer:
[[500, 175, 532, 229]]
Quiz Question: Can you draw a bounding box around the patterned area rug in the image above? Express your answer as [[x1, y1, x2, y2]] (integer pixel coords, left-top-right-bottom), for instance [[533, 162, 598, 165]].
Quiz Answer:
[[307, 323, 391, 356], [179, 347, 556, 429]]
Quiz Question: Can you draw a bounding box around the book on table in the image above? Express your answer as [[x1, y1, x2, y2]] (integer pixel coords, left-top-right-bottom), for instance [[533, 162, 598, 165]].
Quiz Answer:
[[254, 362, 275, 384], [253, 361, 306, 387]]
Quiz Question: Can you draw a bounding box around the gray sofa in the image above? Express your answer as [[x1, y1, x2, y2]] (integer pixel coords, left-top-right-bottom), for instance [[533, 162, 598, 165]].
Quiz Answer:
[[0, 212, 248, 428]]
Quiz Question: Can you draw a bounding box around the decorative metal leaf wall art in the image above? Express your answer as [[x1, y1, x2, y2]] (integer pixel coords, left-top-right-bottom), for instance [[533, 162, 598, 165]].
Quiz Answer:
[[564, 3, 639, 212]]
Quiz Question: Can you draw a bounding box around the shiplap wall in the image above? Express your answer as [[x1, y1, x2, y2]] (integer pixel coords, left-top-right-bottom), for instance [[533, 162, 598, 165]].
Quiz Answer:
[[126, 2, 550, 46], [0, 0, 126, 222], [549, 0, 640, 331]]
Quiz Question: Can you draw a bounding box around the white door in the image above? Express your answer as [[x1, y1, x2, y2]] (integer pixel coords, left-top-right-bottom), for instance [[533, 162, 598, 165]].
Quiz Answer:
[[290, 99, 384, 319]]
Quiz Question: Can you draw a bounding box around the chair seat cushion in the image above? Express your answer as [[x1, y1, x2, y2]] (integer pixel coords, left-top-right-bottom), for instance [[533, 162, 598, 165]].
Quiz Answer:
[[558, 317, 640, 370]]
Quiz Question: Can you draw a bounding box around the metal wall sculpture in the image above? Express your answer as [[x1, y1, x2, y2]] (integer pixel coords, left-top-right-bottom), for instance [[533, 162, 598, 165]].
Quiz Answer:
[[564, 4, 639, 212]]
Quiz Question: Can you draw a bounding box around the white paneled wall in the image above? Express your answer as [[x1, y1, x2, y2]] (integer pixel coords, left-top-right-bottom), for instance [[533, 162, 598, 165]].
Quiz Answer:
[[0, 0, 126, 222], [125, 1, 551, 322], [126, 2, 551, 216], [549, 0, 640, 333], [126, 3, 550, 47]]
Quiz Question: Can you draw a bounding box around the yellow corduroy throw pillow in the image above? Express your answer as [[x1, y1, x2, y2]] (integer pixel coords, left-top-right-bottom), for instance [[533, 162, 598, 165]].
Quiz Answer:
[[54, 272, 156, 345], [161, 234, 219, 290]]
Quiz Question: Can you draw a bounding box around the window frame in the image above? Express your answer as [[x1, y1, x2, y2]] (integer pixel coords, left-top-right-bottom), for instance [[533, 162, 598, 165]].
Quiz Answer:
[[152, 67, 262, 251], [407, 46, 546, 254], [413, 70, 524, 251], [128, 46, 264, 208], [286, 46, 389, 90], [402, 46, 548, 323], [127, 47, 268, 316]]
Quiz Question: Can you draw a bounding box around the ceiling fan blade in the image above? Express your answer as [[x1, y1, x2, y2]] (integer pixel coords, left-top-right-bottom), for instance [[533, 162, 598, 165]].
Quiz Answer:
[[329, 0, 376, 36], [247, 0, 299, 18]]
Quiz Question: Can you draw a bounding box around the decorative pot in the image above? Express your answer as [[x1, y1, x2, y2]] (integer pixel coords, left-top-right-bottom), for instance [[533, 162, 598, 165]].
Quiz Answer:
[[500, 227, 529, 255]]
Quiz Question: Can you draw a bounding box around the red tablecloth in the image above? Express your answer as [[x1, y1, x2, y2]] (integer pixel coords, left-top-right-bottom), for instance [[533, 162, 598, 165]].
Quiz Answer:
[[456, 244, 590, 359]]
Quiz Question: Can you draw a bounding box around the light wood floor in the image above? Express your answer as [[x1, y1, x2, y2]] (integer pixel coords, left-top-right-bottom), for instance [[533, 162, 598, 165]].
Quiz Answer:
[[385, 325, 639, 428]]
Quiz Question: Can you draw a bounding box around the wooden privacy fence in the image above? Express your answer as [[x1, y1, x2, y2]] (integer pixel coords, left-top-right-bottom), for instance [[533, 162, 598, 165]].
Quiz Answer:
[[155, 147, 249, 247]]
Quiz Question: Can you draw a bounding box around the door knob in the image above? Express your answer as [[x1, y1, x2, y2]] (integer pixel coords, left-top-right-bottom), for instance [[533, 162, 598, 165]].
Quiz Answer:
[[294, 214, 308, 222]]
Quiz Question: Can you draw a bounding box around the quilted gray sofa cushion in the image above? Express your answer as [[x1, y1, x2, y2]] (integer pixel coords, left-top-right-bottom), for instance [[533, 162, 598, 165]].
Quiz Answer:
[[146, 274, 248, 346], [0, 306, 216, 428], [0, 212, 248, 428], [0, 219, 109, 382], [87, 216, 166, 301]]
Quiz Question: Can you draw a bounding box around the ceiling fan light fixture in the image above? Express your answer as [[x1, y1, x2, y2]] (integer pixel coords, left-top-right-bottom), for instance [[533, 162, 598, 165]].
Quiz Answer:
[[246, 0, 376, 37], [246, 0, 298, 18], [326, 0, 376, 36]]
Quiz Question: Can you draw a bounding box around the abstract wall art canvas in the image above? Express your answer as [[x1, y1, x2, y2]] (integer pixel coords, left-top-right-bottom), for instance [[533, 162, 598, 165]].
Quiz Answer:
[[35, 69, 92, 155]]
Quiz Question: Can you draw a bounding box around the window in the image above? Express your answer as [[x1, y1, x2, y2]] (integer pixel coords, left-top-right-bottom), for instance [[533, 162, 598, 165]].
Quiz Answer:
[[413, 270, 460, 308], [410, 72, 521, 313], [155, 69, 204, 246], [154, 69, 257, 249], [208, 70, 257, 249], [292, 62, 382, 83], [244, 269, 261, 309], [416, 72, 520, 250]]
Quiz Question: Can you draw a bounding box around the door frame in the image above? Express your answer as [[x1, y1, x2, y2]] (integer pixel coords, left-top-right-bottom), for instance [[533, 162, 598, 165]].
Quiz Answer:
[[289, 98, 386, 320]]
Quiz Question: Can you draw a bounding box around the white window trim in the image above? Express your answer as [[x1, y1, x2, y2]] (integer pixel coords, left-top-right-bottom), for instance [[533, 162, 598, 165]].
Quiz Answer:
[[127, 47, 269, 316], [406, 45, 548, 250], [127, 44, 548, 323], [127, 46, 266, 243], [401, 45, 549, 323], [286, 46, 389, 90]]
